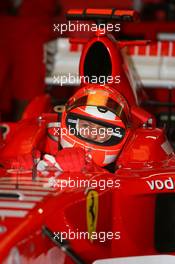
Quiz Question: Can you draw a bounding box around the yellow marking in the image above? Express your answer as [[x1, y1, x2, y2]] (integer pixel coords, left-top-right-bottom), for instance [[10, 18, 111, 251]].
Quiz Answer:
[[86, 190, 98, 242]]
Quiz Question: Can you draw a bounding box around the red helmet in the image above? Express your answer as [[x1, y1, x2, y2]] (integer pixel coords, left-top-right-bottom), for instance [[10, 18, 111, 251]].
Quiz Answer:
[[60, 84, 130, 167]]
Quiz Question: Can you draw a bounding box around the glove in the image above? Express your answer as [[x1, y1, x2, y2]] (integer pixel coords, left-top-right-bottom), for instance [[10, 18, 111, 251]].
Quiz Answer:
[[37, 148, 105, 174], [37, 154, 62, 172], [55, 148, 87, 172]]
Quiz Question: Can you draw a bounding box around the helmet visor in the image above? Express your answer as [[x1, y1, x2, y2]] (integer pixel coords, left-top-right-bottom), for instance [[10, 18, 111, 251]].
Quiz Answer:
[[66, 93, 128, 126]]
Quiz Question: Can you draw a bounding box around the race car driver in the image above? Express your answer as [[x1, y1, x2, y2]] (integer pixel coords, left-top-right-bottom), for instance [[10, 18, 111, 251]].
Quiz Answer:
[[37, 84, 131, 173]]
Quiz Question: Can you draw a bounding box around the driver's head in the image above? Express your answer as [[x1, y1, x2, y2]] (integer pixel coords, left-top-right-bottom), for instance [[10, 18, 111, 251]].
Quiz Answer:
[[61, 84, 130, 167]]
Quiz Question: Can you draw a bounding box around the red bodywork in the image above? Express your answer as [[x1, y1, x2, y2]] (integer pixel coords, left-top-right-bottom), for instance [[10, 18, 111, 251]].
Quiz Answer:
[[0, 9, 175, 264]]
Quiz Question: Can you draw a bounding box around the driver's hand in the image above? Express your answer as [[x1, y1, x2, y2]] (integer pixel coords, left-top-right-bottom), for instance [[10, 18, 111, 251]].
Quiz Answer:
[[55, 148, 87, 172]]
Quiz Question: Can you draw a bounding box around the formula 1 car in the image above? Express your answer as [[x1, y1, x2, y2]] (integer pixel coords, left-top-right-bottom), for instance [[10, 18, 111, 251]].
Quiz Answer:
[[0, 8, 175, 264]]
